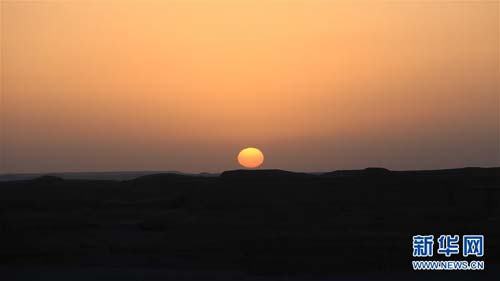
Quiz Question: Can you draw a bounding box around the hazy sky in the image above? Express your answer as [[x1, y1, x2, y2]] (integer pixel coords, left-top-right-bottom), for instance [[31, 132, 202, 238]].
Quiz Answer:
[[1, 1, 499, 173]]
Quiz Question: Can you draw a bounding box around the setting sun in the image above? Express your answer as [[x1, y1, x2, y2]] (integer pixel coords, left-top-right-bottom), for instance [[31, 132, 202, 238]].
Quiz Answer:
[[237, 148, 264, 169]]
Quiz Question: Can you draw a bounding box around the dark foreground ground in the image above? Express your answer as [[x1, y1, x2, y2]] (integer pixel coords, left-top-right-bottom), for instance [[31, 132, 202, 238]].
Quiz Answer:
[[0, 167, 499, 280]]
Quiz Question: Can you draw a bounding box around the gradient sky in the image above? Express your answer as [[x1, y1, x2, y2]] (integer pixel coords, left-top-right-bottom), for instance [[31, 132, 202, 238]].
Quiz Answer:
[[1, 1, 499, 173]]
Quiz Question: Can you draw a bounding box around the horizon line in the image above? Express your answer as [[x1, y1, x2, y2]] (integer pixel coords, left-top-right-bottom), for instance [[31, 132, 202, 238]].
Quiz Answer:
[[1, 165, 498, 176]]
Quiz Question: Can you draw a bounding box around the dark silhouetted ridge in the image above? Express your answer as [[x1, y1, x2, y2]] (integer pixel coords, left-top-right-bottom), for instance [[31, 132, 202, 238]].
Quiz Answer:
[[126, 173, 196, 183], [0, 166, 499, 278], [220, 169, 314, 180], [323, 167, 391, 177], [30, 175, 65, 183]]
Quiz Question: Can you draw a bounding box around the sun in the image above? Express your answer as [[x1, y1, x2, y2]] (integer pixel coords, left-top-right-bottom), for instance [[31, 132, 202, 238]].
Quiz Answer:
[[237, 147, 264, 169]]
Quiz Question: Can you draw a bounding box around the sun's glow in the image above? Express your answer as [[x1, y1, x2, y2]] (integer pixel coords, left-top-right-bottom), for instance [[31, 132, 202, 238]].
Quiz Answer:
[[237, 147, 264, 169]]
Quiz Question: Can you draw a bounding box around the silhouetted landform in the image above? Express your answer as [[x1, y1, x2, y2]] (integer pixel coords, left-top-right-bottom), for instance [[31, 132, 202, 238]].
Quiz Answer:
[[221, 169, 315, 180], [0, 171, 206, 182], [29, 175, 65, 184], [323, 167, 392, 177], [127, 172, 199, 183], [0, 167, 499, 280]]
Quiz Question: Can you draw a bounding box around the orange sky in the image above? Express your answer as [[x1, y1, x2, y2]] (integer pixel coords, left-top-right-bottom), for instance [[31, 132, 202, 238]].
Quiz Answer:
[[1, 1, 499, 173]]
